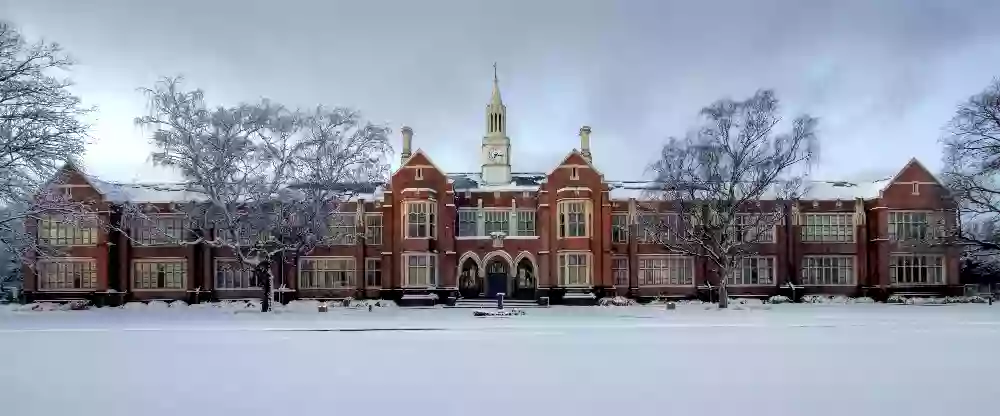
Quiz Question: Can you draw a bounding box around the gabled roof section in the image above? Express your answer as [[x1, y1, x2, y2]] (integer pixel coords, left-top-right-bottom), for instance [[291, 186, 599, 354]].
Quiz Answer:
[[393, 149, 445, 177], [546, 149, 604, 178], [879, 157, 945, 196]]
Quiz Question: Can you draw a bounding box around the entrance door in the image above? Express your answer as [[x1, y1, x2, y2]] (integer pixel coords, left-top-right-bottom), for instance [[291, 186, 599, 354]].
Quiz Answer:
[[485, 259, 508, 298]]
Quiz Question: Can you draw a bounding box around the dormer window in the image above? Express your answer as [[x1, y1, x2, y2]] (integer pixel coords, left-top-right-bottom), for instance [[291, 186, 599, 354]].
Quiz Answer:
[[415, 168, 424, 180]]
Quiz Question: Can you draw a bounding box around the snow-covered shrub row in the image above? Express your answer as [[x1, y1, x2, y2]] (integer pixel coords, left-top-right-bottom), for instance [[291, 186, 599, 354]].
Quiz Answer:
[[728, 298, 764, 306], [886, 295, 988, 305], [768, 295, 791, 304], [598, 296, 636, 306], [798, 295, 875, 304], [473, 309, 526, 317]]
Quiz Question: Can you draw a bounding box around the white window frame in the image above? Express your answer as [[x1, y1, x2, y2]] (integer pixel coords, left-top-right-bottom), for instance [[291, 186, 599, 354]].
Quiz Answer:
[[403, 253, 438, 288], [365, 258, 382, 288], [214, 258, 261, 290], [38, 214, 98, 246], [801, 213, 854, 243], [515, 210, 536, 236], [405, 201, 436, 239], [889, 254, 945, 286], [298, 256, 356, 289], [364, 213, 383, 245], [456, 209, 479, 237], [557, 200, 590, 238], [483, 209, 509, 235], [638, 255, 695, 287], [328, 213, 356, 245], [611, 213, 629, 243], [730, 213, 776, 244], [132, 259, 187, 291], [728, 256, 775, 286], [37, 258, 97, 291], [888, 211, 937, 242], [558, 251, 591, 287], [800, 255, 855, 286], [133, 214, 188, 246], [637, 213, 682, 244], [612, 256, 629, 287]]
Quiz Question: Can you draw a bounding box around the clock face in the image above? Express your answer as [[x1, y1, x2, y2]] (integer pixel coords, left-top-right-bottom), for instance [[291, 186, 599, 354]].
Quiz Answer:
[[489, 149, 504, 161]]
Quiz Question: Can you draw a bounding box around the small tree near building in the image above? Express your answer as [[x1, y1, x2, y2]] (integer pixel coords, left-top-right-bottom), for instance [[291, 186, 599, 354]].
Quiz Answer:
[[133, 77, 392, 312], [642, 90, 818, 308]]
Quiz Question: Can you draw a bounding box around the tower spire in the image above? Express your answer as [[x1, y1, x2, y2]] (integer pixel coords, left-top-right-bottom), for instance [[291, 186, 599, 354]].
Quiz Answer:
[[490, 62, 503, 108], [481, 64, 511, 185]]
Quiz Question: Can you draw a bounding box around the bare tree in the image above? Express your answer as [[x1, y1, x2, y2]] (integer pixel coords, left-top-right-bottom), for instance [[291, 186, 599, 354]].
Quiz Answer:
[[642, 90, 818, 308], [941, 79, 1000, 252], [133, 77, 391, 312], [1, 21, 94, 273]]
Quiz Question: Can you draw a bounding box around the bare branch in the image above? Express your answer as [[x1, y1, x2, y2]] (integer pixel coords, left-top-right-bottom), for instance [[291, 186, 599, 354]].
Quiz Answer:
[[643, 90, 818, 308]]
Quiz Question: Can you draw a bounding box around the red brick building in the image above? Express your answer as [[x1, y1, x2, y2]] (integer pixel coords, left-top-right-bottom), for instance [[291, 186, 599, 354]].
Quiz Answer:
[[22, 77, 961, 304]]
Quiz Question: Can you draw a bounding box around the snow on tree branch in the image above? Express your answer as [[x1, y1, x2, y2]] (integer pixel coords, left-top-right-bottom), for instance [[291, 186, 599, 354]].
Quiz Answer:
[[1, 21, 93, 273], [642, 89, 818, 308], [941, 78, 1000, 253], [131, 77, 392, 311]]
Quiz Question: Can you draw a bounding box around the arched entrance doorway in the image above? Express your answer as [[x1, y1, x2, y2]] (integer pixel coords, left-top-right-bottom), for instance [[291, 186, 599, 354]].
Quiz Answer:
[[485, 259, 509, 298], [513, 257, 537, 300], [458, 258, 482, 298]]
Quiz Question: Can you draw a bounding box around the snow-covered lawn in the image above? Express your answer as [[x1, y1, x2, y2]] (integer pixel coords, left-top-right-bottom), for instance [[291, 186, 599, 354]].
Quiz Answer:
[[2, 303, 999, 415]]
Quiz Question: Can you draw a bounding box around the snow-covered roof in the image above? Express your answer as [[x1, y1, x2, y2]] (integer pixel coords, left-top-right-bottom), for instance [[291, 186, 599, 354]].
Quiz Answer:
[[89, 180, 385, 204], [606, 178, 893, 201], [448, 172, 547, 192]]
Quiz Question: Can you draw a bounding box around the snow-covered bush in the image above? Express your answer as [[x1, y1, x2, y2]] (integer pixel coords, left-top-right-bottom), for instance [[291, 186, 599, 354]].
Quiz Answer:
[[349, 299, 397, 308], [598, 296, 636, 306], [122, 302, 146, 310], [768, 295, 791, 304], [473, 309, 526, 317], [146, 300, 170, 310], [728, 297, 764, 306], [853, 297, 876, 304], [168, 300, 188, 308], [801, 295, 851, 304]]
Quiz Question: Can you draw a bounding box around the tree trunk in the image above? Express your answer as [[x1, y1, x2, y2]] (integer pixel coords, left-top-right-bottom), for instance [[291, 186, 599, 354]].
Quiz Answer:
[[257, 261, 272, 312], [718, 269, 729, 309]]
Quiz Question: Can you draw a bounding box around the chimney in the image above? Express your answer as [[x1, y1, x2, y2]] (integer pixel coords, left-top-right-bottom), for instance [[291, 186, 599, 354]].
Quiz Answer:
[[579, 126, 592, 163], [400, 126, 413, 163]]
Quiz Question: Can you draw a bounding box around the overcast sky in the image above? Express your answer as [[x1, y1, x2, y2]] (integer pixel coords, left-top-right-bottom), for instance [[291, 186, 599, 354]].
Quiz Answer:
[[3, 0, 1000, 184]]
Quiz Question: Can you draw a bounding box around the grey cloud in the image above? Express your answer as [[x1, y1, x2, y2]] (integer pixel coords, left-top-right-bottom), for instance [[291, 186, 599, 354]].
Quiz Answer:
[[1, 0, 999, 182]]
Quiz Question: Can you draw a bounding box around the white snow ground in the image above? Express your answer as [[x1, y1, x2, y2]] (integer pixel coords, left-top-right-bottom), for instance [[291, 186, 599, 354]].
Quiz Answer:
[[1, 303, 999, 416]]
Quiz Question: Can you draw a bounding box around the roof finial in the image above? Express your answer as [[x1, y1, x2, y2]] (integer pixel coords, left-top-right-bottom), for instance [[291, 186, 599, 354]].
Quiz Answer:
[[493, 62, 498, 82]]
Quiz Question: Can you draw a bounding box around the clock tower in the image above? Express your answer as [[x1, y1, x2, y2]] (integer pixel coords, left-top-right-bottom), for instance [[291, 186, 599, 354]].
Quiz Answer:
[[481, 64, 512, 185]]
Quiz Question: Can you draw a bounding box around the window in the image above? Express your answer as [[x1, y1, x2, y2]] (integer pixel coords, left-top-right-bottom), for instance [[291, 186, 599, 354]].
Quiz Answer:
[[612, 256, 629, 286], [570, 167, 579, 180], [215, 259, 260, 289], [637, 213, 680, 243], [611, 213, 629, 243], [515, 210, 536, 236], [133, 260, 187, 290], [457, 210, 478, 236], [801, 256, 855, 285], [484, 209, 509, 235], [365, 258, 382, 287], [406, 201, 436, 238], [404, 254, 437, 287], [415, 168, 424, 180], [890, 254, 944, 285], [133, 214, 187, 245], [299, 257, 356, 289], [731, 214, 775, 243], [558, 252, 590, 286], [638, 256, 694, 286], [38, 215, 97, 246], [729, 256, 775, 286], [802, 213, 854, 243], [37, 259, 96, 291], [558, 200, 588, 238], [329, 213, 356, 245], [364, 214, 383, 245], [888, 211, 937, 242], [911, 183, 919, 195]]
